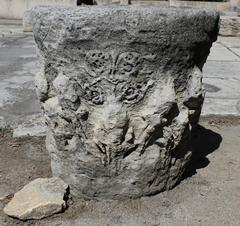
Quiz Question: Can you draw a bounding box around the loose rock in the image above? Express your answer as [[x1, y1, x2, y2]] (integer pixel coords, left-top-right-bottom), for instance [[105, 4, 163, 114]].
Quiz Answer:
[[4, 178, 69, 220]]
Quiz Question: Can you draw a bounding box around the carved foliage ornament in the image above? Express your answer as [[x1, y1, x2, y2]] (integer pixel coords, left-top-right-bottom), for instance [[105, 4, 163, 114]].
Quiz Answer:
[[76, 50, 156, 105]]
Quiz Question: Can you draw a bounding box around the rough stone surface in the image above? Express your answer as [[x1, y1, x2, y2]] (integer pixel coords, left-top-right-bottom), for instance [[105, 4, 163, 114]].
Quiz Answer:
[[220, 16, 240, 36], [4, 178, 69, 220], [31, 6, 219, 200]]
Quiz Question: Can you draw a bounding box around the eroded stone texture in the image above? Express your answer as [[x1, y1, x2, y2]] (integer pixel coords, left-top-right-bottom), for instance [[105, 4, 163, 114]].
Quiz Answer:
[[220, 16, 240, 37], [31, 6, 219, 199]]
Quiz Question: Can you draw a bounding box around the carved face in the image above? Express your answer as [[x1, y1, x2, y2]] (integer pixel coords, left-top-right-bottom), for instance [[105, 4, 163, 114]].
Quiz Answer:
[[50, 50, 181, 166]]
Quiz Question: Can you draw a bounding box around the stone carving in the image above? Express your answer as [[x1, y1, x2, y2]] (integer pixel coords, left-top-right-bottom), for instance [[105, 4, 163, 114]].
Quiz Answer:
[[31, 6, 219, 200], [80, 50, 155, 105]]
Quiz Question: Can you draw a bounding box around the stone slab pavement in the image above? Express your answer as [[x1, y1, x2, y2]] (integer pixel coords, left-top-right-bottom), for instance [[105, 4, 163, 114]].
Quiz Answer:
[[0, 24, 240, 135], [0, 25, 46, 136], [202, 36, 240, 115]]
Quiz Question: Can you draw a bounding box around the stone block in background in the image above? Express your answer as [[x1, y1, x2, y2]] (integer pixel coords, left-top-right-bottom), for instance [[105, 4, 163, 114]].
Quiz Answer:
[[23, 10, 32, 32], [31, 6, 219, 200], [220, 16, 240, 36]]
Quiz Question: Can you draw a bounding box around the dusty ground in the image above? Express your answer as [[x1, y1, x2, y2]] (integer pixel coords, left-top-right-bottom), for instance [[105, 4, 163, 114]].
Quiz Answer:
[[0, 116, 240, 226]]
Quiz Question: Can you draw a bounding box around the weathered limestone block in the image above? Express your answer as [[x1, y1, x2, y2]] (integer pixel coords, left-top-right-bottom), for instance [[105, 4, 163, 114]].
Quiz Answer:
[[31, 6, 219, 200], [219, 16, 240, 37], [4, 178, 69, 220]]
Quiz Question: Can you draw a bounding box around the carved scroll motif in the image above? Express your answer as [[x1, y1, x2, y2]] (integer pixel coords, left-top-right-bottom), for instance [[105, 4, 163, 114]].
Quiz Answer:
[[77, 51, 156, 105]]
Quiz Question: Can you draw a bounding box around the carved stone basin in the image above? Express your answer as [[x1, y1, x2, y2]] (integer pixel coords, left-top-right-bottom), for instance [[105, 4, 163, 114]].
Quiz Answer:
[[31, 6, 219, 200]]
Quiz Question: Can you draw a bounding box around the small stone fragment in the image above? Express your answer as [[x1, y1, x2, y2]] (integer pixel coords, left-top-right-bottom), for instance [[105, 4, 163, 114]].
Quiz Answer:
[[4, 178, 69, 220]]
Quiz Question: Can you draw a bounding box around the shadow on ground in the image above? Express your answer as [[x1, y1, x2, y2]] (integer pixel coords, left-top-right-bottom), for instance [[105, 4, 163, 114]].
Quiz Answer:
[[183, 124, 223, 179]]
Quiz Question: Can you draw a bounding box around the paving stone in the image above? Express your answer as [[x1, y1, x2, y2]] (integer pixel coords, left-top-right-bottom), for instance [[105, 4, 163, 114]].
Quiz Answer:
[[202, 98, 240, 115], [217, 36, 240, 48], [230, 48, 240, 57], [203, 77, 240, 99], [208, 46, 240, 61], [203, 61, 240, 79]]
